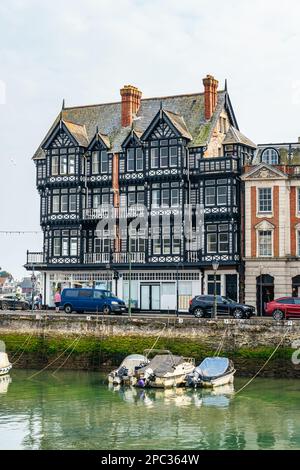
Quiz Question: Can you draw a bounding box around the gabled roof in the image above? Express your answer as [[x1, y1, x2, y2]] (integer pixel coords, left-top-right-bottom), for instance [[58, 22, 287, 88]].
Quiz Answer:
[[42, 119, 89, 150], [241, 162, 288, 180], [33, 89, 239, 159], [87, 131, 110, 150], [223, 125, 257, 149], [121, 129, 143, 149]]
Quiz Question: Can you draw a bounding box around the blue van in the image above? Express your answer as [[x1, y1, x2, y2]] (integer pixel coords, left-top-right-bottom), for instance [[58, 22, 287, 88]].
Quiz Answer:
[[60, 288, 126, 315]]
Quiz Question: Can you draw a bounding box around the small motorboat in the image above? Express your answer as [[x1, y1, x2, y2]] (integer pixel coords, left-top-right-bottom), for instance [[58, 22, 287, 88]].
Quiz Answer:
[[135, 350, 195, 389], [186, 357, 235, 388], [108, 354, 149, 386], [0, 352, 12, 376]]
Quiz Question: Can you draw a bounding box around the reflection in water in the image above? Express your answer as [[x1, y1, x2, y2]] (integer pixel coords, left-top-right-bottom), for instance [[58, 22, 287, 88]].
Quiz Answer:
[[0, 375, 11, 394], [0, 371, 300, 450], [110, 383, 235, 409]]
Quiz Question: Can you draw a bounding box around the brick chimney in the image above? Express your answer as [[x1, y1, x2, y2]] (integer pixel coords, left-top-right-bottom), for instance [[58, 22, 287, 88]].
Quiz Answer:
[[120, 85, 142, 127], [202, 74, 219, 120]]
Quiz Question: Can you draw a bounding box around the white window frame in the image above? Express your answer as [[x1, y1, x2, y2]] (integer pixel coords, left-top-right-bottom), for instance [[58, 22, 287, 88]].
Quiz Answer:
[[207, 233, 217, 253], [100, 151, 108, 173], [205, 187, 215, 206], [217, 186, 227, 206], [70, 238, 78, 256], [258, 187, 272, 213], [62, 238, 69, 256], [136, 148, 143, 171], [218, 232, 229, 253], [68, 154, 75, 174], [52, 195, 60, 213], [92, 151, 99, 174], [60, 155, 67, 175], [53, 238, 60, 256], [257, 230, 273, 257], [51, 155, 59, 175]]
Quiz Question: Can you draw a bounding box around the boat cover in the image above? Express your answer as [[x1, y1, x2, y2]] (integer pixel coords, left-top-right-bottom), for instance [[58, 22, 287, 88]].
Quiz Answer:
[[119, 354, 148, 374], [0, 353, 10, 369], [139, 355, 184, 376], [196, 357, 229, 378]]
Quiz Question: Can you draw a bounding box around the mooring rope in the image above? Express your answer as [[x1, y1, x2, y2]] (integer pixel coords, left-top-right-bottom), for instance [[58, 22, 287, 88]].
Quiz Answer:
[[234, 327, 291, 396], [145, 324, 167, 358], [51, 336, 82, 376], [27, 334, 83, 380], [11, 333, 35, 363], [214, 326, 228, 357]]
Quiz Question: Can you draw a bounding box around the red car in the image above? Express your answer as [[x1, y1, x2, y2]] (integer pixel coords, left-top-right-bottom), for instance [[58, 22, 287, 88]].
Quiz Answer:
[[265, 297, 300, 320]]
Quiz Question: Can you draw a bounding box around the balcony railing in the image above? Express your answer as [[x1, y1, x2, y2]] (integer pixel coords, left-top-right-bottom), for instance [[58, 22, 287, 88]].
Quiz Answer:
[[84, 253, 110, 264], [83, 206, 146, 221], [192, 156, 240, 175], [113, 252, 146, 263], [186, 251, 200, 263], [26, 251, 46, 265]]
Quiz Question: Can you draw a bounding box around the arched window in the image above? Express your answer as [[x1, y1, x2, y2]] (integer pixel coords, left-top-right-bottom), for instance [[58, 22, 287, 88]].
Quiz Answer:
[[261, 148, 279, 165]]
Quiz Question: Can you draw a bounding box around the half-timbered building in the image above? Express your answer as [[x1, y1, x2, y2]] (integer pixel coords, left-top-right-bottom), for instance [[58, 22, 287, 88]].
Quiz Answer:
[[26, 74, 255, 310]]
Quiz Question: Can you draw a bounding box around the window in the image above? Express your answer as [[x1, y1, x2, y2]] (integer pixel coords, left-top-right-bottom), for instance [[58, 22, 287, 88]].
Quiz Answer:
[[53, 238, 60, 256], [160, 147, 168, 167], [207, 233, 217, 253], [163, 237, 170, 254], [69, 194, 76, 212], [100, 151, 108, 173], [62, 238, 69, 256], [52, 156, 59, 175], [170, 147, 178, 167], [93, 194, 101, 209], [258, 188, 272, 213], [128, 192, 136, 206], [60, 155, 67, 175], [161, 189, 169, 207], [171, 188, 179, 207], [258, 230, 272, 257], [79, 290, 93, 298], [152, 189, 160, 208], [261, 148, 279, 165], [70, 238, 77, 256], [298, 230, 300, 256], [92, 152, 99, 174], [162, 283, 176, 295], [136, 148, 143, 171], [153, 238, 161, 254], [219, 233, 229, 252], [137, 191, 144, 205], [297, 188, 300, 214], [205, 187, 215, 206], [217, 186, 227, 206], [127, 148, 135, 172], [173, 237, 181, 254], [53, 195, 60, 213], [151, 148, 159, 168], [68, 155, 75, 174], [61, 195, 68, 213]]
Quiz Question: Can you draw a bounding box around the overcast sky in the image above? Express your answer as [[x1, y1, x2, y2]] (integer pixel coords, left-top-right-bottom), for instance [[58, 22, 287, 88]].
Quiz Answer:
[[1, 0, 300, 279]]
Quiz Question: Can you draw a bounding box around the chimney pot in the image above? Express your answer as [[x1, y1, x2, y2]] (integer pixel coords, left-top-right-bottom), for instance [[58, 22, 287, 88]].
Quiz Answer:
[[203, 74, 219, 121], [120, 85, 142, 127]]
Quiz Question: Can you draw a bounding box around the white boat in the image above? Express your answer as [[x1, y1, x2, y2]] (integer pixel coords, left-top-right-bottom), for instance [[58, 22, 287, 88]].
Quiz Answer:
[[186, 357, 235, 388], [108, 354, 149, 386], [135, 350, 195, 389], [0, 352, 12, 376]]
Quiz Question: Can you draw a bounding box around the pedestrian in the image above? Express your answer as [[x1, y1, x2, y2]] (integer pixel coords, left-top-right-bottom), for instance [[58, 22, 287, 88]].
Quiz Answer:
[[54, 289, 61, 313], [38, 293, 42, 310]]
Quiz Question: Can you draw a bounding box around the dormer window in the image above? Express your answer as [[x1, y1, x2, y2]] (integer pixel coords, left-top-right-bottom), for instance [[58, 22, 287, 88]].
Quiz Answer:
[[92, 150, 108, 174], [51, 150, 75, 176], [261, 148, 279, 165], [126, 147, 143, 172]]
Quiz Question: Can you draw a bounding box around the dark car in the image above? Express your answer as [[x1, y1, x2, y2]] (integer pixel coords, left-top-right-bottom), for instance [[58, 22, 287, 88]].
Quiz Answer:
[[0, 295, 29, 311], [189, 295, 256, 319], [265, 297, 300, 320]]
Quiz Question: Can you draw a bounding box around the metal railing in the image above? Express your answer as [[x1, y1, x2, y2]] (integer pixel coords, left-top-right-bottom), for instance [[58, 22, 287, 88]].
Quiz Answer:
[[84, 253, 111, 264], [113, 252, 146, 263], [26, 252, 45, 265]]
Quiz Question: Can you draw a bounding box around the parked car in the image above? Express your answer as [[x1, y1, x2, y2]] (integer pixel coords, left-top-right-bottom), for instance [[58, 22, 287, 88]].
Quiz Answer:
[[265, 297, 300, 320], [0, 294, 29, 311], [60, 288, 127, 314], [189, 295, 256, 319]]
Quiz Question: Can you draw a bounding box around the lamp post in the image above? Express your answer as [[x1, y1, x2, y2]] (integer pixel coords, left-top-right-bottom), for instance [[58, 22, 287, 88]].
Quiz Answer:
[[31, 268, 37, 314], [128, 234, 132, 318], [212, 261, 219, 319]]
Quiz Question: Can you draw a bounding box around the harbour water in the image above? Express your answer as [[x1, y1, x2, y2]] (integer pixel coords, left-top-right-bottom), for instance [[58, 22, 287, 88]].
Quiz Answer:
[[0, 370, 299, 450]]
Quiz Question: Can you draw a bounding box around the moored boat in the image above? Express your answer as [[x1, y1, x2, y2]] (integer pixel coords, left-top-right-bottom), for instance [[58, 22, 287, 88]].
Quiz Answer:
[[0, 352, 12, 376], [186, 357, 235, 388], [135, 350, 195, 389], [108, 354, 149, 386]]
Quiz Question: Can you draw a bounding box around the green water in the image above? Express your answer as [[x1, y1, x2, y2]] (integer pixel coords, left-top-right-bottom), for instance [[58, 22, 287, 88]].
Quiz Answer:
[[0, 370, 300, 450]]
